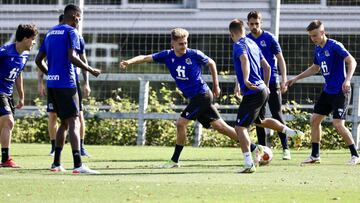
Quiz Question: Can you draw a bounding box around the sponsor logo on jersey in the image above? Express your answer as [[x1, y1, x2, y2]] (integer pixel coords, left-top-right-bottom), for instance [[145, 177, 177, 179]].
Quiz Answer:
[[185, 58, 192, 65], [47, 75, 60, 81], [47, 30, 65, 37]]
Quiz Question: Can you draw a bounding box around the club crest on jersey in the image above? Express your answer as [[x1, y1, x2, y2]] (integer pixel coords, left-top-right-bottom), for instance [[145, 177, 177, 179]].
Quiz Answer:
[[324, 50, 330, 57], [185, 58, 192, 65], [260, 40, 266, 47], [171, 58, 175, 63]]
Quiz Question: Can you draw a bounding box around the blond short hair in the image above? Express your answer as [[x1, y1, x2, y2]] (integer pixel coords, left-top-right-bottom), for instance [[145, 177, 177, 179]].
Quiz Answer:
[[171, 28, 189, 41]]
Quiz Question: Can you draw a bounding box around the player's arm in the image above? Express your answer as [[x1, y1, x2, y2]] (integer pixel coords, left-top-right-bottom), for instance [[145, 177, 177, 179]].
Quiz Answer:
[[15, 73, 24, 109], [37, 70, 46, 97], [79, 53, 91, 97], [343, 54, 357, 93], [35, 51, 48, 75], [240, 54, 258, 90], [69, 49, 100, 77], [276, 52, 288, 93], [285, 64, 320, 87], [260, 58, 271, 87], [120, 55, 153, 70], [207, 58, 220, 98]]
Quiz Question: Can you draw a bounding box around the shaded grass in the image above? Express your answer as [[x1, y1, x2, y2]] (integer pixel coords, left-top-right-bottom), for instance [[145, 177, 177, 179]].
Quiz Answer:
[[0, 144, 359, 203]]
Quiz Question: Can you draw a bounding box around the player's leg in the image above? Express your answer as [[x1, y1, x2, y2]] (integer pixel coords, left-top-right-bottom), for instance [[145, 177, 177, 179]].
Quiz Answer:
[[47, 94, 58, 156], [79, 111, 90, 156], [0, 95, 19, 168], [268, 84, 290, 159], [48, 112, 57, 156], [235, 89, 268, 173], [161, 116, 190, 168], [331, 91, 359, 165], [77, 82, 89, 156]]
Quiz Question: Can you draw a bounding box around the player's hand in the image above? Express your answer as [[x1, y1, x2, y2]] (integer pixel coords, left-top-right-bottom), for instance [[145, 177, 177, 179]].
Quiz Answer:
[[83, 84, 91, 97], [89, 67, 101, 77], [342, 80, 351, 93], [280, 81, 288, 94], [234, 83, 241, 98], [285, 78, 296, 88], [16, 99, 24, 109], [37, 82, 46, 97], [244, 80, 258, 90], [120, 60, 129, 70], [212, 84, 220, 98]]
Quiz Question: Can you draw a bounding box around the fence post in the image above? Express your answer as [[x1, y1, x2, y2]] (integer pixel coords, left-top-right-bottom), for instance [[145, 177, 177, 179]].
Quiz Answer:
[[137, 79, 149, 145], [193, 121, 202, 147], [351, 83, 360, 149]]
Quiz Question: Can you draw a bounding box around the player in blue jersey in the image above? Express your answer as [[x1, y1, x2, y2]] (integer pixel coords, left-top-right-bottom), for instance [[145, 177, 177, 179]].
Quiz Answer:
[[120, 28, 263, 169], [38, 14, 91, 157], [229, 19, 304, 173], [246, 11, 292, 160], [0, 24, 38, 168], [35, 4, 101, 174], [286, 20, 359, 165]]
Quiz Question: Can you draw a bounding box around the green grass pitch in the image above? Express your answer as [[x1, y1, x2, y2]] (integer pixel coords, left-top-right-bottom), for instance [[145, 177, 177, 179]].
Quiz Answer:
[[0, 144, 359, 203]]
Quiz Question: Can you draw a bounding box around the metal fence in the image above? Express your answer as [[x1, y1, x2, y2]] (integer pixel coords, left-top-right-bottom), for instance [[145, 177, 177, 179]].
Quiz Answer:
[[18, 73, 360, 148]]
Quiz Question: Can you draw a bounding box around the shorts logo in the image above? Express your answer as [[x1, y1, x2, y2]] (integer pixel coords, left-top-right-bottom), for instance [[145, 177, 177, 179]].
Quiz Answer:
[[185, 112, 189, 116], [172, 58, 174, 63], [185, 58, 192, 65], [338, 108, 344, 116], [48, 103, 54, 110], [4, 106, 11, 112]]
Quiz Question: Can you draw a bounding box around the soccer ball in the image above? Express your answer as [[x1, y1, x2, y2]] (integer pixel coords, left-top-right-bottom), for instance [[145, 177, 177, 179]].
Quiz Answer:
[[259, 146, 273, 165]]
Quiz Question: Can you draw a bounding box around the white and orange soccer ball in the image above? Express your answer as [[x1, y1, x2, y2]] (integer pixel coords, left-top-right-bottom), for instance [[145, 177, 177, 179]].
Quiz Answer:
[[259, 146, 273, 165]]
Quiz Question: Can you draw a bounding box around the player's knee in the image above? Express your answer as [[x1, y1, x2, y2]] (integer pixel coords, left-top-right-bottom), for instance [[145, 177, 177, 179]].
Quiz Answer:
[[332, 120, 344, 130], [176, 119, 187, 129], [310, 115, 321, 127], [3, 117, 14, 130]]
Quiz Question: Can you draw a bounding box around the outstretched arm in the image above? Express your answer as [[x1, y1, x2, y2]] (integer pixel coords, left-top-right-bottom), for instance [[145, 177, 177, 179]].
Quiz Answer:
[[285, 64, 320, 87], [207, 58, 220, 98], [119, 55, 153, 70], [343, 55, 357, 93]]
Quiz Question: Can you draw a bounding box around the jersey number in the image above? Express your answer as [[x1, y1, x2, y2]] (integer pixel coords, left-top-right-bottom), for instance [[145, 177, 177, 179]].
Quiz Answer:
[[320, 61, 328, 74], [8, 68, 19, 80], [176, 66, 186, 78]]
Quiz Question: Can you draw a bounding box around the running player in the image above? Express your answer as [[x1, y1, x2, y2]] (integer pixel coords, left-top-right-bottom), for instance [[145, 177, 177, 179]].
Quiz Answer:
[[286, 20, 359, 165], [0, 24, 38, 168]]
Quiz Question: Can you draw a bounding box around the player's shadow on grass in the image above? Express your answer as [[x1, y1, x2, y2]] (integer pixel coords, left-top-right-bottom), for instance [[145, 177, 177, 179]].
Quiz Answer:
[[90, 158, 239, 163]]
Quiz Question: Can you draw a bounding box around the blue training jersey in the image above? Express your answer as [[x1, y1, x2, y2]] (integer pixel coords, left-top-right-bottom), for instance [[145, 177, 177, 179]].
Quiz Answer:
[[313, 39, 349, 94], [39, 24, 80, 88], [152, 49, 210, 99], [0, 43, 28, 96], [247, 31, 282, 84], [233, 37, 266, 96]]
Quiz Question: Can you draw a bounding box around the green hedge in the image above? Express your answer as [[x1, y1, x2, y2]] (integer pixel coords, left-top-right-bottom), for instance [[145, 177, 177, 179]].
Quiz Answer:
[[11, 86, 351, 149]]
